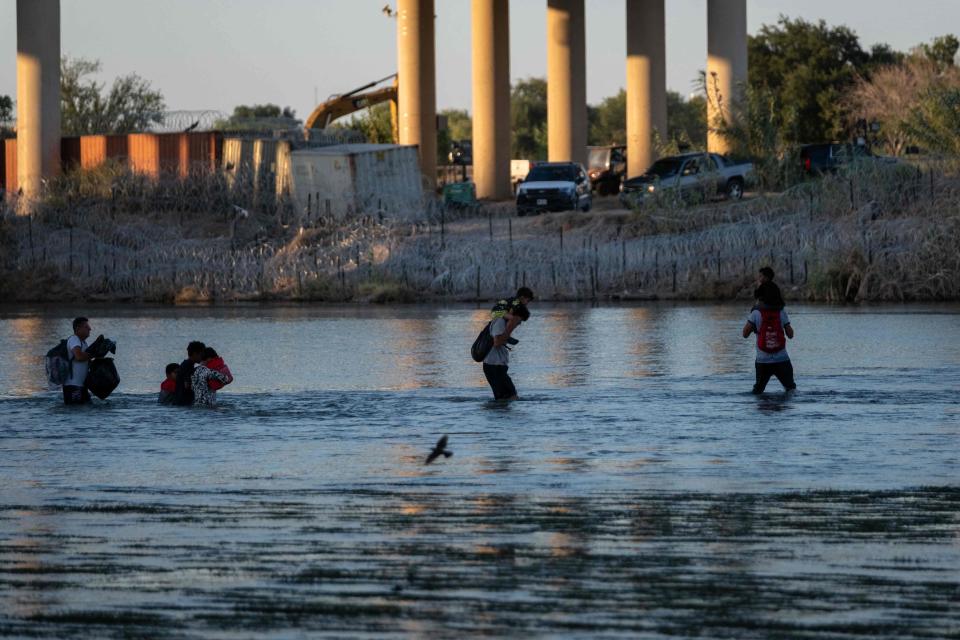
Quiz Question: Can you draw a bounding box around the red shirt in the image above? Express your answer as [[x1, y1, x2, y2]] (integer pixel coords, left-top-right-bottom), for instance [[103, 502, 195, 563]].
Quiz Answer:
[[160, 379, 176, 393]]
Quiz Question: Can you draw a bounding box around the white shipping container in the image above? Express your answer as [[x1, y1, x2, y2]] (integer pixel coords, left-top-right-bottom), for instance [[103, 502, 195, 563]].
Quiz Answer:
[[289, 144, 424, 220]]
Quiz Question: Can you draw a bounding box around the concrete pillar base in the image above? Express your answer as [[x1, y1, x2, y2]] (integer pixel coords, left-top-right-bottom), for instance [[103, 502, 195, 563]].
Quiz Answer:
[[16, 0, 61, 202]]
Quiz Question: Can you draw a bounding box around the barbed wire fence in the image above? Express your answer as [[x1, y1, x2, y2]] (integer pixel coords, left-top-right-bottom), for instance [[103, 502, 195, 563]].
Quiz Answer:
[[1, 160, 958, 302]]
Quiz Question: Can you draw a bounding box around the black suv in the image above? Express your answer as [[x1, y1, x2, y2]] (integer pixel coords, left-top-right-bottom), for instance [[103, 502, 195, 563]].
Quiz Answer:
[[800, 143, 880, 174], [515, 162, 592, 216]]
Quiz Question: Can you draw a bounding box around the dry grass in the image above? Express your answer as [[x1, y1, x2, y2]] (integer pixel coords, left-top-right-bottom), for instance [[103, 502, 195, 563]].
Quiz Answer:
[[1, 158, 959, 303]]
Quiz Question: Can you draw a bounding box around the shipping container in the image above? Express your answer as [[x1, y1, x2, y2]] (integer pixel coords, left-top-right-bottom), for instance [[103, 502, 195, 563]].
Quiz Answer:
[[3, 139, 16, 194], [2, 132, 222, 195], [288, 144, 423, 220]]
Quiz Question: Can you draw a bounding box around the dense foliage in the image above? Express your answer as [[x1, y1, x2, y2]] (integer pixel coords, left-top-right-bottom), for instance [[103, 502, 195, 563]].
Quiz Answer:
[[60, 56, 165, 136]]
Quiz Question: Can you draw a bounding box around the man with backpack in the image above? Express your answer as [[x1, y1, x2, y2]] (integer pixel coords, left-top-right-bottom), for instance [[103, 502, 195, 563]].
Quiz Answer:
[[482, 304, 530, 400], [742, 282, 796, 394], [63, 317, 93, 405]]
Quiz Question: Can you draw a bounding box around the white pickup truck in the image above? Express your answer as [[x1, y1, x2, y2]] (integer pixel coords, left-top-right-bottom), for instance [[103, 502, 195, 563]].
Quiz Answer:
[[619, 152, 754, 208]]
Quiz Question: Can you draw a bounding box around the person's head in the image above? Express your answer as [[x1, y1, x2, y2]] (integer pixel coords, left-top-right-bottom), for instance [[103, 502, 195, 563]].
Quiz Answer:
[[187, 341, 206, 363], [165, 363, 179, 381], [756, 281, 784, 308], [202, 347, 219, 362], [516, 287, 535, 306], [72, 317, 91, 340], [758, 267, 775, 284], [510, 304, 531, 323]]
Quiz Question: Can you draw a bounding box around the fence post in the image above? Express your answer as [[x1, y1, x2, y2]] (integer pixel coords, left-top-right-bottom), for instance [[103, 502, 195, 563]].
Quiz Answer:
[[488, 210, 493, 240]]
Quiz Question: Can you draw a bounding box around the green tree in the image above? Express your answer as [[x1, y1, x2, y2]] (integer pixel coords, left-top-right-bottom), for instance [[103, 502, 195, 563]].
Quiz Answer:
[[586, 89, 705, 151], [666, 91, 706, 150], [228, 104, 297, 120], [588, 90, 626, 145], [0, 95, 13, 137], [919, 34, 959, 70], [60, 56, 165, 135], [747, 17, 883, 143], [217, 104, 300, 131], [511, 77, 547, 159], [903, 85, 960, 154], [333, 103, 393, 143]]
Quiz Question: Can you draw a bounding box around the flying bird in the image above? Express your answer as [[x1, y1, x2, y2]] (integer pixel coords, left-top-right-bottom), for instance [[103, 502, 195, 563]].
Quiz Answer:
[[425, 435, 452, 465], [183, 120, 200, 132]]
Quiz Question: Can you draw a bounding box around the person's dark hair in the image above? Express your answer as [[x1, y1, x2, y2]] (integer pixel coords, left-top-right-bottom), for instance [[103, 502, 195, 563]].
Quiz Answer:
[[513, 304, 531, 322], [755, 281, 785, 309], [202, 347, 219, 360], [759, 266, 775, 281], [516, 287, 535, 300], [165, 363, 179, 376], [187, 341, 206, 356], [72, 317, 88, 332]]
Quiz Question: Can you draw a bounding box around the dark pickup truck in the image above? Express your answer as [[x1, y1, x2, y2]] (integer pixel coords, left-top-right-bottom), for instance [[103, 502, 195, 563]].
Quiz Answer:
[[799, 143, 896, 174]]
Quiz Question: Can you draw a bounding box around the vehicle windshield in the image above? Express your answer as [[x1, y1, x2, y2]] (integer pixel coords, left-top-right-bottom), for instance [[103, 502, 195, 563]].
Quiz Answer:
[[587, 149, 610, 170], [526, 165, 579, 182], [644, 158, 682, 178]]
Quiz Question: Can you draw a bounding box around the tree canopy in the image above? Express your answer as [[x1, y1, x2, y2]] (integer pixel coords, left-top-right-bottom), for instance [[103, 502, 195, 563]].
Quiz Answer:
[[510, 77, 548, 159], [60, 56, 165, 136]]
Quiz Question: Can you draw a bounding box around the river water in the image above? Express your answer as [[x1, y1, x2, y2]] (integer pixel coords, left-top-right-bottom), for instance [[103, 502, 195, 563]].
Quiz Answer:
[[1, 303, 958, 638]]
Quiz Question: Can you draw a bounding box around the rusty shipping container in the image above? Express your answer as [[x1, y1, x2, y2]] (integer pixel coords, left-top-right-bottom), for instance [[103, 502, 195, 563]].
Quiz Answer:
[[2, 139, 16, 193]]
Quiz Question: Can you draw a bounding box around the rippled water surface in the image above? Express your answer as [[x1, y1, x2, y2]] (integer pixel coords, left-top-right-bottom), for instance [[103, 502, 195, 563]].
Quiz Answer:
[[1, 303, 958, 638]]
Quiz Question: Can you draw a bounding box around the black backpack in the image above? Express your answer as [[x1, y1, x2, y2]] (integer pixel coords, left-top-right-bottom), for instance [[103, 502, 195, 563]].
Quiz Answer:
[[45, 339, 72, 386], [470, 322, 493, 362]]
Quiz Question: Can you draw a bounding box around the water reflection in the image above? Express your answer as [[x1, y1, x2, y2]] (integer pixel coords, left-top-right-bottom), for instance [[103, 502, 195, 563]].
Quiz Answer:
[[0, 304, 958, 636]]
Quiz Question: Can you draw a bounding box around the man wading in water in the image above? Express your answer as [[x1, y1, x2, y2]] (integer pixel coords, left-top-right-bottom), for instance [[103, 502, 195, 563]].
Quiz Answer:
[[63, 317, 92, 405], [483, 304, 530, 400], [743, 281, 796, 393]]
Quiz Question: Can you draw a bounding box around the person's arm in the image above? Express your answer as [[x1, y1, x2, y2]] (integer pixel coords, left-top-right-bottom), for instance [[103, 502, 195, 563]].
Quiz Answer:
[[784, 323, 795, 339], [742, 321, 755, 339], [503, 315, 521, 338], [209, 370, 230, 384], [491, 320, 510, 347], [71, 346, 91, 362]]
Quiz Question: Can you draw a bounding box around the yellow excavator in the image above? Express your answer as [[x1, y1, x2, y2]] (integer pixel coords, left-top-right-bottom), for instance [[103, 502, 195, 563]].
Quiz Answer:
[[303, 73, 398, 142]]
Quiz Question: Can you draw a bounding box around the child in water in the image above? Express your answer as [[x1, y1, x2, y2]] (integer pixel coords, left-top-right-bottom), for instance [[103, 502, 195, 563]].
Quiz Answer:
[[202, 347, 233, 392], [191, 350, 231, 407], [158, 363, 179, 404]]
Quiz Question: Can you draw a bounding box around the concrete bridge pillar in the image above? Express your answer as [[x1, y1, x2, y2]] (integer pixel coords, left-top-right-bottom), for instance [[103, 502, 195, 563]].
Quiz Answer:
[[706, 0, 747, 154], [397, 0, 437, 191], [546, 0, 586, 165], [16, 0, 61, 201], [471, 0, 511, 200], [625, 0, 666, 178]]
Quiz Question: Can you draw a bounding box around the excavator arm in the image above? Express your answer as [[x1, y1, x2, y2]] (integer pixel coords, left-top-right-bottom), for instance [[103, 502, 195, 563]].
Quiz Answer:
[[304, 74, 398, 141]]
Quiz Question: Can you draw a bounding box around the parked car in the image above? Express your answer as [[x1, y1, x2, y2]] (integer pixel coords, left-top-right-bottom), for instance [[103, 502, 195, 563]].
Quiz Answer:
[[587, 145, 627, 195], [619, 152, 753, 208], [799, 142, 896, 175], [515, 162, 592, 216]]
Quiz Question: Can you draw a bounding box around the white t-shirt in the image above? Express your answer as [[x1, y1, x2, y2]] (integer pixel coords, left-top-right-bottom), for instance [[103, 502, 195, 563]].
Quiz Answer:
[[483, 317, 510, 366], [65, 335, 88, 387]]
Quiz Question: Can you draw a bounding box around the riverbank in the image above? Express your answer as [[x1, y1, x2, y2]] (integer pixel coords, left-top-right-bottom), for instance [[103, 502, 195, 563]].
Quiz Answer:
[[2, 160, 958, 303]]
